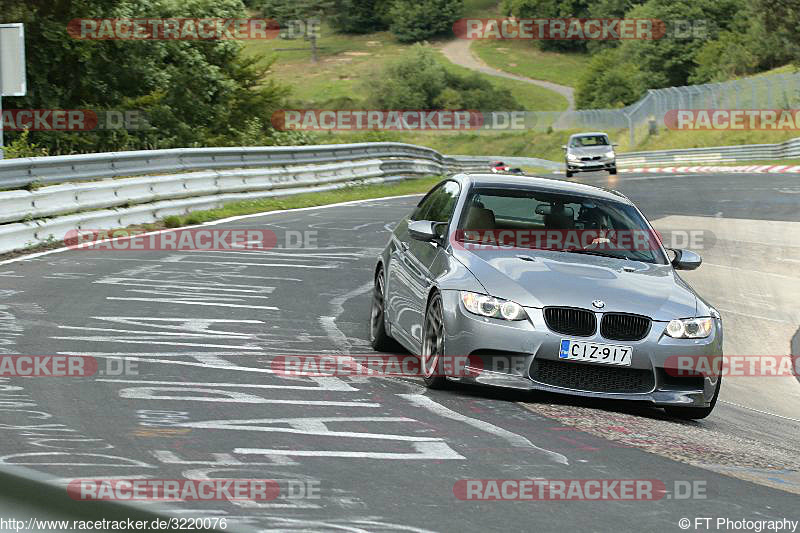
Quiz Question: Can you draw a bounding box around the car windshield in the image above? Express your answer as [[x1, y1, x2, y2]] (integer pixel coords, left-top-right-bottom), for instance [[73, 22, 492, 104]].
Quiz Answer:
[[570, 135, 609, 147], [456, 187, 667, 264]]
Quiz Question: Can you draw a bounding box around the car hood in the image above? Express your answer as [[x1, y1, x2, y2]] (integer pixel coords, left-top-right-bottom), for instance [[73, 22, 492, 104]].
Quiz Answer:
[[452, 247, 698, 321]]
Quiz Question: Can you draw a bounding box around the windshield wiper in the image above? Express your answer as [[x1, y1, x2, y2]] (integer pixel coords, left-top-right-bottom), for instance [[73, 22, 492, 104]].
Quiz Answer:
[[560, 248, 631, 260]]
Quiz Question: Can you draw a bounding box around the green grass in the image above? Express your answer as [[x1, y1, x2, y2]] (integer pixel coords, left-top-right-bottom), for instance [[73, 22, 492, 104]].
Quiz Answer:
[[471, 40, 591, 87], [432, 50, 568, 111], [244, 27, 409, 107], [242, 22, 567, 111], [162, 176, 444, 227]]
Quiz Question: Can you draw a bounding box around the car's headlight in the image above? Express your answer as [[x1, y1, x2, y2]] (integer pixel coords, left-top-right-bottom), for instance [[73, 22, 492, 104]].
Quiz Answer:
[[567, 153, 579, 161], [665, 317, 714, 339], [460, 291, 527, 321], [605, 151, 615, 158]]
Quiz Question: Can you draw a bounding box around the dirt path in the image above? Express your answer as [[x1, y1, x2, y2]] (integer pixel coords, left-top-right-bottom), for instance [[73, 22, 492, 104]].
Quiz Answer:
[[440, 39, 575, 110]]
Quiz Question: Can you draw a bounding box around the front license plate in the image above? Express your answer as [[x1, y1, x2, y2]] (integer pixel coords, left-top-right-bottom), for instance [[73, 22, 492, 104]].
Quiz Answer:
[[559, 339, 632, 366]]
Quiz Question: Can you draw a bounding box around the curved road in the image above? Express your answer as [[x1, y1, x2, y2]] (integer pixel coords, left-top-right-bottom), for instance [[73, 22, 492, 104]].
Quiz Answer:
[[0, 171, 798, 531], [440, 39, 575, 110]]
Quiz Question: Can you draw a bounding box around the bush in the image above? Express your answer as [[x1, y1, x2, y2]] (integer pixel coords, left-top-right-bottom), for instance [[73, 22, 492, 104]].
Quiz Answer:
[[330, 0, 392, 33], [2, 130, 49, 159], [367, 45, 519, 111], [388, 0, 464, 43], [575, 48, 647, 108]]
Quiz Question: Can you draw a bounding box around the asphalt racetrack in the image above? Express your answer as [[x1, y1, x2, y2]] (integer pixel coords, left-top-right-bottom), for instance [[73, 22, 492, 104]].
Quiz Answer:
[[0, 171, 798, 532]]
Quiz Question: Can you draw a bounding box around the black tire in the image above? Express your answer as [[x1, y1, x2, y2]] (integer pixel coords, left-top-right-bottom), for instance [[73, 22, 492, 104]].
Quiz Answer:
[[420, 293, 449, 389], [565, 170, 573, 178], [609, 166, 618, 175], [664, 377, 721, 420], [369, 266, 396, 352]]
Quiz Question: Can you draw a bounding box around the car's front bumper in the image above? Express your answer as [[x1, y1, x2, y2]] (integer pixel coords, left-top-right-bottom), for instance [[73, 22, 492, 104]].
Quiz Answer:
[[439, 290, 722, 408], [567, 159, 616, 172]]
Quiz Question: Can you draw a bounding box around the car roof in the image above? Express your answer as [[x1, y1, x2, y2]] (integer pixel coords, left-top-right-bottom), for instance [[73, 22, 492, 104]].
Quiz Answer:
[[454, 173, 630, 203], [569, 132, 609, 138]]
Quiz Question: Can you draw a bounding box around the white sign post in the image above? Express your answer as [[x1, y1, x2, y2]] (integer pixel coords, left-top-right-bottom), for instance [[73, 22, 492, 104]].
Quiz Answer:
[[0, 23, 27, 159]]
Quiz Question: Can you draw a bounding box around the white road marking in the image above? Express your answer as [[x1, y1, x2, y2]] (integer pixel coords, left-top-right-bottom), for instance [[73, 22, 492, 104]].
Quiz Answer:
[[178, 417, 441, 442], [104, 297, 279, 310], [95, 278, 276, 294], [401, 394, 568, 465], [97, 379, 357, 392], [235, 441, 464, 460], [119, 387, 378, 407], [52, 337, 266, 349], [720, 401, 800, 423]]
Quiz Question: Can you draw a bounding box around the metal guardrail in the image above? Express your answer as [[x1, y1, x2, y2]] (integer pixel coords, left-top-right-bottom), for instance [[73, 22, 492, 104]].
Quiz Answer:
[[617, 137, 800, 166], [0, 143, 466, 189], [0, 145, 491, 254]]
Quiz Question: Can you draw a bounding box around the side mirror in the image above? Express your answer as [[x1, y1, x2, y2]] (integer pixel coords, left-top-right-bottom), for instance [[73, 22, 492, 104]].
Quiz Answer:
[[669, 248, 702, 270], [408, 220, 440, 243], [561, 145, 567, 150], [612, 143, 619, 147]]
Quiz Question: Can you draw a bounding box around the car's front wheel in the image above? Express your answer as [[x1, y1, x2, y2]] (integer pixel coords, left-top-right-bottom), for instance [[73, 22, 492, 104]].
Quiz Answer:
[[369, 266, 396, 351], [420, 293, 449, 389], [664, 376, 722, 420], [565, 169, 573, 178], [609, 166, 617, 175]]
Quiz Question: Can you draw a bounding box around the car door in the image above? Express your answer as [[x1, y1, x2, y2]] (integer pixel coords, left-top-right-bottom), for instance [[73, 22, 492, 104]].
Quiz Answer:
[[387, 180, 461, 350]]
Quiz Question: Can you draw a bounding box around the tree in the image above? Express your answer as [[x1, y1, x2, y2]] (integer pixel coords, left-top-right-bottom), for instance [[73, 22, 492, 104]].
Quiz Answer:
[[0, 0, 289, 153], [754, 0, 800, 66], [388, 0, 463, 43], [575, 48, 647, 108], [330, 0, 392, 34], [503, 0, 591, 52]]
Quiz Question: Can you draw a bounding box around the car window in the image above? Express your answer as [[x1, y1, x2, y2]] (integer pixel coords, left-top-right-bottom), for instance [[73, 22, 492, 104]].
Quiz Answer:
[[411, 181, 461, 223], [458, 188, 666, 264]]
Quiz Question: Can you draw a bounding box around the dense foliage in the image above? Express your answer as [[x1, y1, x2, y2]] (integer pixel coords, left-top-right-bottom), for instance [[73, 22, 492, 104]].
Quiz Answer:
[[387, 0, 463, 43], [503, 0, 799, 108], [367, 45, 518, 110], [0, 0, 290, 154]]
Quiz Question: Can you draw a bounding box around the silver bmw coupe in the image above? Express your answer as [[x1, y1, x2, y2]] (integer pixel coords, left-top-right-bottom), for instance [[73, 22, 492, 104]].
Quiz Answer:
[[369, 173, 723, 419]]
